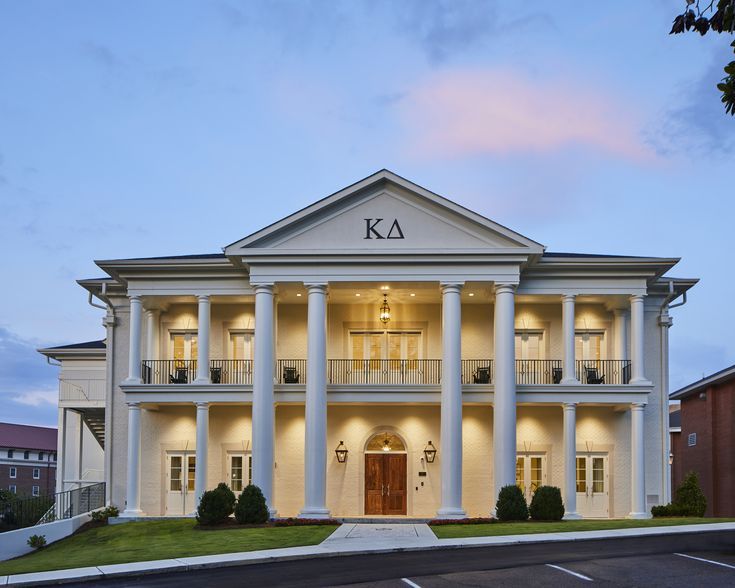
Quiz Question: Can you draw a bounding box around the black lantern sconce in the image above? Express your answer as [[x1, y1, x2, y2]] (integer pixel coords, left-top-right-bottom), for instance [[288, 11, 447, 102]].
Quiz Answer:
[[335, 440, 348, 463], [423, 441, 437, 463]]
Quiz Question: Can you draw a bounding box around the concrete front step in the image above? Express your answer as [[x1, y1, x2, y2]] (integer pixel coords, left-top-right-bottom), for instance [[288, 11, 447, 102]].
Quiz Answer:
[[336, 517, 431, 524]]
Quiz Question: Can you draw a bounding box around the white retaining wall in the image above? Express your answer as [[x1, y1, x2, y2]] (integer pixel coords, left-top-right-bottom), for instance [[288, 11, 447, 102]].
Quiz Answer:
[[0, 512, 92, 561]]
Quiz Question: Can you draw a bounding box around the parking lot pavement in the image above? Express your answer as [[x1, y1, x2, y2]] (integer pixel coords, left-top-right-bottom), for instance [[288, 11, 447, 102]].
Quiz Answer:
[[335, 551, 735, 587]]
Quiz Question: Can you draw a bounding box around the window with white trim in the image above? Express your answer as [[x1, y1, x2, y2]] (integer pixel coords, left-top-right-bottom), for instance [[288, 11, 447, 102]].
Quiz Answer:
[[33, 468, 40, 479], [515, 332, 544, 360], [32, 485, 40, 497], [9, 485, 16, 494], [230, 332, 254, 360], [170, 332, 198, 362], [575, 332, 605, 361], [7, 449, 13, 458], [9, 467, 17, 479], [349, 331, 422, 368]]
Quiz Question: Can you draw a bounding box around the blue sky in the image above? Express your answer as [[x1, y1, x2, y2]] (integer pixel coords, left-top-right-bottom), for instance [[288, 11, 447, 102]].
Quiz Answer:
[[1, 1, 733, 426]]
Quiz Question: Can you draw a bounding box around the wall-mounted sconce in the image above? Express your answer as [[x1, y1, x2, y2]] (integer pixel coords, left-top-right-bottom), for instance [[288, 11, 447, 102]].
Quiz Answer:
[[335, 441, 348, 463], [423, 441, 437, 463]]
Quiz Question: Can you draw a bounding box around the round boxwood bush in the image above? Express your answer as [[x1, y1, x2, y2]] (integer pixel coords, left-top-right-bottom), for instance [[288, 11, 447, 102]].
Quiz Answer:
[[235, 484, 269, 524], [196, 483, 236, 525], [495, 485, 529, 521], [529, 486, 565, 521]]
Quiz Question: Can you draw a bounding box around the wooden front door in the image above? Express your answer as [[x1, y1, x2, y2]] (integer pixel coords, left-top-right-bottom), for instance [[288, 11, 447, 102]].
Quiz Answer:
[[364, 453, 407, 515]]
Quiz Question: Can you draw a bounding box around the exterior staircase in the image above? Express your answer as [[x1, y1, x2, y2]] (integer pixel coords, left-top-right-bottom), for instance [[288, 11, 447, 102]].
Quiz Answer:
[[76, 408, 105, 449]]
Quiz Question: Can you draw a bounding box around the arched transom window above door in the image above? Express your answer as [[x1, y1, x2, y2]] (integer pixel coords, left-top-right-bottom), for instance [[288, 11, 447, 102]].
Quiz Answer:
[[366, 432, 406, 452]]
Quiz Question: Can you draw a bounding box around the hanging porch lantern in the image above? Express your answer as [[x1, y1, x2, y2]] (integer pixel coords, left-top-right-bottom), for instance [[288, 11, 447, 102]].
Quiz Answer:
[[335, 441, 348, 463], [379, 293, 391, 324], [423, 441, 437, 463]]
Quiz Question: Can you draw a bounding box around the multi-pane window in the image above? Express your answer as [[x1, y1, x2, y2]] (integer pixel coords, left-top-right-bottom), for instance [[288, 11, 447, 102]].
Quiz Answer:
[[39, 452, 44, 461], [515, 332, 543, 360], [32, 468, 40, 479], [23, 451, 29, 460], [9, 485, 16, 494], [575, 333, 604, 361], [187, 456, 196, 492], [7, 450, 13, 458], [171, 333, 198, 365], [576, 457, 587, 493], [515, 458, 525, 490], [9, 467, 17, 479], [230, 333, 253, 360], [350, 331, 421, 369], [229, 454, 252, 492], [530, 457, 543, 494], [32, 486, 40, 497], [169, 456, 183, 492], [592, 457, 605, 493]]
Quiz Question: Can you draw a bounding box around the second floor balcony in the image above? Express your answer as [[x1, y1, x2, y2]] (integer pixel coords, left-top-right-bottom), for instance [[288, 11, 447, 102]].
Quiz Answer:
[[140, 358, 633, 386]]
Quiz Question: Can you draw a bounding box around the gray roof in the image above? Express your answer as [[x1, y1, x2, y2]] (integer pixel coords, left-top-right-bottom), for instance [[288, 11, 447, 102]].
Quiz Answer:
[[44, 339, 106, 351]]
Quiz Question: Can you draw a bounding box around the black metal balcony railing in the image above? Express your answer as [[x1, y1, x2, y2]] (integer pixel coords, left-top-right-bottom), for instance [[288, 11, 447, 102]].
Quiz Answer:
[[139, 359, 632, 386], [328, 359, 442, 385], [141, 360, 253, 385]]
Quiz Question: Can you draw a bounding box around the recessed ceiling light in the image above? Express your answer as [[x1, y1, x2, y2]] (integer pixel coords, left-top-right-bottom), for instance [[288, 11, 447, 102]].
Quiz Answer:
[[410, 293, 416, 297], [355, 293, 361, 297], [380, 285, 389, 291], [468, 293, 475, 297], [296, 293, 302, 297]]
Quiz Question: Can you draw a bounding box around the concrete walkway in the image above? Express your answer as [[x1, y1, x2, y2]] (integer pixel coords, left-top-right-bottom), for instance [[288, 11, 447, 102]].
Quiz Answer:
[[3, 522, 735, 586]]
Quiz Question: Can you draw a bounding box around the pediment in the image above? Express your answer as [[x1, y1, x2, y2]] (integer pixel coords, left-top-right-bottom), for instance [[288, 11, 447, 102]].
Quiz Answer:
[[225, 170, 544, 257]]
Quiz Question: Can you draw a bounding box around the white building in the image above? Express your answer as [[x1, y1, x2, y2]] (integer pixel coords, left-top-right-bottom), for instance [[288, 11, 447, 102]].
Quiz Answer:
[[59, 171, 696, 519]]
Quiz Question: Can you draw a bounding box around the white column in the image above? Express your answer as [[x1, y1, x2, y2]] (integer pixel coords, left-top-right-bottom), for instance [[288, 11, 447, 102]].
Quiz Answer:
[[125, 295, 143, 384], [145, 309, 160, 361], [493, 283, 517, 503], [613, 309, 628, 361], [195, 295, 211, 383], [194, 402, 209, 510], [437, 282, 466, 518], [77, 412, 84, 489], [300, 283, 330, 518], [629, 295, 648, 384], [121, 402, 144, 517], [659, 309, 673, 504], [57, 408, 67, 493], [252, 284, 276, 516], [561, 294, 579, 384], [562, 403, 581, 519], [628, 402, 650, 518]]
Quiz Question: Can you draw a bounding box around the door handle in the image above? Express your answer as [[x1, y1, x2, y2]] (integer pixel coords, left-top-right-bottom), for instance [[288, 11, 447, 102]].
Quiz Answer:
[[387, 485, 390, 496], [381, 484, 385, 496]]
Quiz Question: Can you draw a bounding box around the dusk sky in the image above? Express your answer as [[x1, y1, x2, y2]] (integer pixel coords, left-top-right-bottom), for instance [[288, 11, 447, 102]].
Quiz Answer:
[[1, 1, 733, 427]]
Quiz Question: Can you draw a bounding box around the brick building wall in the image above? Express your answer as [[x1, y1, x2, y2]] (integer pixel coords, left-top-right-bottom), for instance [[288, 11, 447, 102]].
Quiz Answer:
[[676, 380, 735, 517], [1, 461, 56, 498]]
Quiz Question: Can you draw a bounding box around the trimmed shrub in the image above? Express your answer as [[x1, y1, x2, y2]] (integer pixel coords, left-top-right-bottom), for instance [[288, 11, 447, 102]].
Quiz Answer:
[[91, 505, 120, 522], [495, 485, 529, 521], [651, 471, 707, 517], [234, 484, 269, 524], [674, 471, 707, 517], [27, 534, 47, 549], [196, 483, 236, 525], [529, 486, 565, 521]]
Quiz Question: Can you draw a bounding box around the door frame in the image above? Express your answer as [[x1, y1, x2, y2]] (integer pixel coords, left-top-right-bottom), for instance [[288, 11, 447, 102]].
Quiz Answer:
[[361, 429, 411, 516], [576, 452, 610, 518], [164, 451, 196, 516], [363, 452, 408, 515]]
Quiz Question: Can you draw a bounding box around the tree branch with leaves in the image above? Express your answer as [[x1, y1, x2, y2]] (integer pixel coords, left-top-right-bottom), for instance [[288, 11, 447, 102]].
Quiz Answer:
[[671, 0, 735, 114]]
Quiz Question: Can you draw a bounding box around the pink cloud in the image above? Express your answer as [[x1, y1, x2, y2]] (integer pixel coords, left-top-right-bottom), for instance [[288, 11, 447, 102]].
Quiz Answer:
[[399, 69, 652, 161]]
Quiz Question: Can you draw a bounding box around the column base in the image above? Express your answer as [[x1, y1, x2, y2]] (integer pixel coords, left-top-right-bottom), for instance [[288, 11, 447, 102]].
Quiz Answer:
[[563, 511, 582, 520], [268, 507, 278, 518], [629, 378, 652, 386], [626, 511, 652, 520], [298, 507, 331, 519], [193, 377, 211, 384], [120, 508, 146, 518], [122, 378, 143, 385], [560, 378, 580, 385], [436, 507, 467, 519]]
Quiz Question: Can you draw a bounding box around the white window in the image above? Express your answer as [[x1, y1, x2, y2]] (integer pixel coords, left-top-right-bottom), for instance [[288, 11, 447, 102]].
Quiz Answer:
[[32, 485, 40, 497], [515, 332, 544, 360], [575, 332, 605, 361], [170, 332, 198, 362], [7, 449, 13, 458], [23, 451, 29, 460], [688, 432, 697, 447], [350, 331, 422, 367], [9, 485, 16, 494], [9, 467, 16, 479], [229, 453, 252, 492], [32, 468, 40, 479], [230, 332, 254, 360]]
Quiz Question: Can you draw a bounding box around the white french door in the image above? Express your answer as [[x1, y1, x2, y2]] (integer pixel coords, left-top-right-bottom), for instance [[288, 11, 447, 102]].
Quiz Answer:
[[516, 454, 547, 503], [228, 453, 252, 493], [350, 331, 421, 370], [576, 454, 609, 518], [166, 453, 196, 515]]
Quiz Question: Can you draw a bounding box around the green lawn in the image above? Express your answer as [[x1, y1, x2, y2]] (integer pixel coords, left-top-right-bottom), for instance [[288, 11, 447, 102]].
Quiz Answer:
[[0, 520, 338, 576], [431, 517, 735, 539]]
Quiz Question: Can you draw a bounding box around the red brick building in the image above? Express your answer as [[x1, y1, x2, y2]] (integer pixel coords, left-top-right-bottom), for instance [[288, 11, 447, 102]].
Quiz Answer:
[[0, 423, 57, 498], [670, 365, 735, 517]]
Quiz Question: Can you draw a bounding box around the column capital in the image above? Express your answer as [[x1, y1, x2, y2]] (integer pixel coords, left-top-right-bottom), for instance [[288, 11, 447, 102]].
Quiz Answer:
[[494, 283, 516, 296], [631, 402, 646, 410], [630, 294, 646, 302], [562, 402, 578, 411], [304, 283, 329, 294], [440, 282, 464, 294], [197, 294, 211, 303], [126, 401, 141, 410], [561, 293, 576, 303], [129, 294, 142, 302], [613, 307, 628, 316], [253, 283, 275, 294], [195, 401, 210, 409]]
